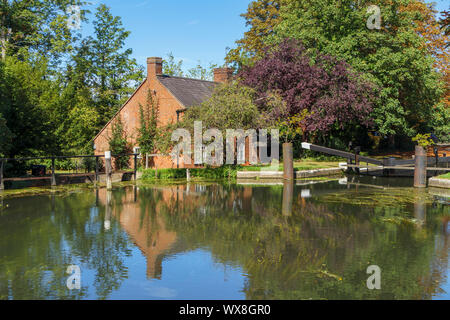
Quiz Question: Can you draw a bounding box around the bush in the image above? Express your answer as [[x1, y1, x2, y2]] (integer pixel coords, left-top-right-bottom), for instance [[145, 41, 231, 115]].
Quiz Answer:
[[141, 166, 238, 181], [142, 168, 186, 180]]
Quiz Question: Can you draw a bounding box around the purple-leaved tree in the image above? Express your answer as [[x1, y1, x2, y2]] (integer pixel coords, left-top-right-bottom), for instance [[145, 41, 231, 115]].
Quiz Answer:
[[239, 39, 377, 136]]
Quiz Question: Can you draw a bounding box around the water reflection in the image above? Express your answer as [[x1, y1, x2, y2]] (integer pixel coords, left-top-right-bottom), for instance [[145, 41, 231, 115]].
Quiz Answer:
[[282, 180, 293, 216], [0, 179, 449, 300]]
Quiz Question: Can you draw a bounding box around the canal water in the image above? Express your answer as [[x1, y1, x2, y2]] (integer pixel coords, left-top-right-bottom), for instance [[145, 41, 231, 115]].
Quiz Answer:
[[0, 177, 449, 300]]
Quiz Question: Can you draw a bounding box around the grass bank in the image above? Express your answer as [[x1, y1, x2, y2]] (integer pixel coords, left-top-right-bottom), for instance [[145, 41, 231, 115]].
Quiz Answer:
[[240, 158, 341, 172], [438, 173, 450, 180], [141, 166, 238, 181], [140, 159, 342, 181]]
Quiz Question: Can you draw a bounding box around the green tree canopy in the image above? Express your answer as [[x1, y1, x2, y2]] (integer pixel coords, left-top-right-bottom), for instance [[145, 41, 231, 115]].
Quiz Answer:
[[271, 0, 445, 142], [180, 81, 279, 132], [162, 52, 218, 81], [0, 0, 87, 64], [87, 4, 144, 125], [0, 56, 59, 157]]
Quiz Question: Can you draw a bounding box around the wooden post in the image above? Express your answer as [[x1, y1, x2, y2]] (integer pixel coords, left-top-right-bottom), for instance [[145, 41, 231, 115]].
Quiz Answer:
[[51, 157, 56, 186], [383, 157, 396, 177], [186, 168, 190, 181], [434, 147, 439, 177], [0, 159, 4, 191], [105, 151, 112, 190], [283, 143, 294, 180], [347, 157, 353, 173], [282, 180, 294, 216], [146, 153, 149, 170], [105, 190, 112, 231], [354, 147, 361, 174], [134, 153, 138, 181], [414, 146, 427, 188], [413, 189, 426, 226], [95, 156, 99, 185]]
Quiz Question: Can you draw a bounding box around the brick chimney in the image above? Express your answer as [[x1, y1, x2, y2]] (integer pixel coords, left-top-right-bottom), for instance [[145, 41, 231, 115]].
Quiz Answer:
[[147, 57, 163, 79], [213, 67, 234, 83]]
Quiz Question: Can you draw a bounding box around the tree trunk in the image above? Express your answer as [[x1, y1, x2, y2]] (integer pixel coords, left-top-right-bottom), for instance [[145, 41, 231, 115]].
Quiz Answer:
[[388, 135, 396, 150]]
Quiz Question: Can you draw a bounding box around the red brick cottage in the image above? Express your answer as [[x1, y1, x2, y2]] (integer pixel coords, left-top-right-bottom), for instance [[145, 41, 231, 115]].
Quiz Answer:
[[92, 57, 233, 169]]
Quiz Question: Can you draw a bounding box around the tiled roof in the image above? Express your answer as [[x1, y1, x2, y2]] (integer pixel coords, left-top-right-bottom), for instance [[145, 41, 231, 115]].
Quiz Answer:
[[157, 75, 216, 108]]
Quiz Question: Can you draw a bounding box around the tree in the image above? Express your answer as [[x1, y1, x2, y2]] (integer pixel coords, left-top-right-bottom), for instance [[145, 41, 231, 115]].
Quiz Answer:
[[269, 0, 444, 144], [162, 52, 218, 81], [187, 61, 218, 81], [402, 2, 449, 136], [440, 9, 449, 38], [239, 39, 377, 139], [0, 56, 59, 157], [108, 115, 131, 169], [0, 111, 12, 157], [225, 0, 289, 68], [54, 39, 98, 154], [0, 0, 87, 64], [181, 81, 278, 132], [137, 89, 159, 158], [162, 52, 184, 77], [0, 2, 148, 160], [88, 4, 144, 126], [403, 2, 449, 77]]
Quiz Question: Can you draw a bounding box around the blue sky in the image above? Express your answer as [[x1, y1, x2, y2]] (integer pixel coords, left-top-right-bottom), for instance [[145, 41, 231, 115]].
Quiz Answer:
[[79, 0, 449, 71], [80, 0, 252, 70]]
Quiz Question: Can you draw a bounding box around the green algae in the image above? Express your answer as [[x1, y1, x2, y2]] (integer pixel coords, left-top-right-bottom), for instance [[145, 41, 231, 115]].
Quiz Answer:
[[319, 188, 435, 208]]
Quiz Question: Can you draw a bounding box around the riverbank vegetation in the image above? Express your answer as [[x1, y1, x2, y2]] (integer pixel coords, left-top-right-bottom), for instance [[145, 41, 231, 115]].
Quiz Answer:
[[139, 159, 342, 181], [141, 166, 238, 181], [438, 173, 450, 179]]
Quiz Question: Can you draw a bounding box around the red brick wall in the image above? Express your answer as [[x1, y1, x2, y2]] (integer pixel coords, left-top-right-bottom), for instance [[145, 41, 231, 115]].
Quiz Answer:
[[93, 66, 188, 169], [93, 62, 244, 170]]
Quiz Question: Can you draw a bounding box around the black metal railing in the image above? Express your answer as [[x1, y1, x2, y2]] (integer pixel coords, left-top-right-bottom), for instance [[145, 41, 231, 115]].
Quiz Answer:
[[0, 153, 140, 190]]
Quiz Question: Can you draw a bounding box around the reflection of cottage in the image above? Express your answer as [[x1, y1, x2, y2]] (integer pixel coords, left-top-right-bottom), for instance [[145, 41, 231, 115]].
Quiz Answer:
[[97, 184, 255, 279], [92, 57, 233, 169], [98, 188, 177, 279]]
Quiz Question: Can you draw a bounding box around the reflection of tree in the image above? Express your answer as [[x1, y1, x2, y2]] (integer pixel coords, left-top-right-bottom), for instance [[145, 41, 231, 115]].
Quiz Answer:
[[0, 183, 448, 300], [0, 191, 131, 300], [141, 183, 449, 300]]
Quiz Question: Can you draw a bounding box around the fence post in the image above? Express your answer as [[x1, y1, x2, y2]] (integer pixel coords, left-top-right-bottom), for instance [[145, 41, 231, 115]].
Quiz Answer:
[[51, 157, 56, 186], [354, 147, 361, 174], [95, 156, 99, 186], [347, 157, 353, 173], [146, 153, 149, 170], [105, 151, 112, 190], [134, 153, 138, 181], [414, 146, 427, 188], [0, 159, 4, 191], [186, 168, 190, 181], [283, 143, 294, 180], [434, 147, 439, 177]]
